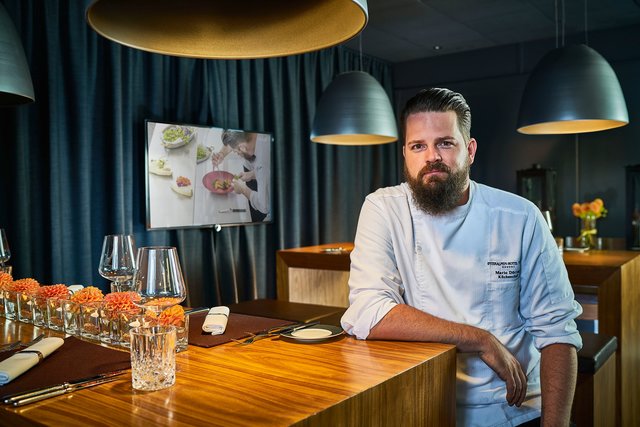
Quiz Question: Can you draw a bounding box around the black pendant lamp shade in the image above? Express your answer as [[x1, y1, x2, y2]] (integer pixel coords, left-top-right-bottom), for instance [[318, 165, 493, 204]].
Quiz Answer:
[[517, 44, 628, 134], [311, 71, 398, 145], [86, 0, 368, 59], [0, 3, 35, 106]]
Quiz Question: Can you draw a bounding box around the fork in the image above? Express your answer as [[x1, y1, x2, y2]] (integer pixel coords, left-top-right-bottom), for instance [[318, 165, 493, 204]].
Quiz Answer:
[[0, 333, 45, 353], [230, 324, 291, 346], [230, 322, 319, 346]]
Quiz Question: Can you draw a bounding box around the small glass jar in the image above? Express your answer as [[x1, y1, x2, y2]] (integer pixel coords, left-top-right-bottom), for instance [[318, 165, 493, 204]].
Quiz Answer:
[[46, 297, 66, 331], [31, 295, 49, 327], [79, 301, 103, 340]]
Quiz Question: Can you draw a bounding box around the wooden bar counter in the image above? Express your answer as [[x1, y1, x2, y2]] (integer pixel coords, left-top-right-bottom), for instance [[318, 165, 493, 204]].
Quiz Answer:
[[0, 312, 456, 426], [276, 243, 353, 307], [563, 250, 640, 427]]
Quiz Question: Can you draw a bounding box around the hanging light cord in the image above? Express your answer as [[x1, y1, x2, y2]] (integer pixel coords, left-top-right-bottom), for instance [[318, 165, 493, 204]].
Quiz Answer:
[[359, 34, 363, 71], [561, 0, 566, 47], [555, 0, 559, 48], [584, 0, 589, 45]]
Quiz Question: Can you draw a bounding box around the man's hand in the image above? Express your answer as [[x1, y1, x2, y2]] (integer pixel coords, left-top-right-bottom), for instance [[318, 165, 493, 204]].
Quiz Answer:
[[238, 171, 254, 181], [211, 145, 232, 167], [232, 179, 250, 198], [478, 334, 528, 407]]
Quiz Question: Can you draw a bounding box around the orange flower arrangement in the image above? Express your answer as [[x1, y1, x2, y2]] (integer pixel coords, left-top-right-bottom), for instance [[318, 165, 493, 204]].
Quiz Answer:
[[70, 286, 105, 304], [37, 284, 70, 300], [0, 272, 12, 290], [143, 297, 183, 308], [103, 291, 141, 317], [157, 305, 186, 326], [572, 198, 607, 219], [9, 278, 40, 295]]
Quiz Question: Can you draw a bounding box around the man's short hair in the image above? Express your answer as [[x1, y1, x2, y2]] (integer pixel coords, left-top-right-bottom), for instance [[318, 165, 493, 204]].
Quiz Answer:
[[400, 88, 471, 143], [221, 129, 249, 148]]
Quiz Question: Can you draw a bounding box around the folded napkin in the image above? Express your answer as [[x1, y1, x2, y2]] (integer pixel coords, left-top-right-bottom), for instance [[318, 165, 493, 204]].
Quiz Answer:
[[202, 306, 230, 335], [0, 337, 64, 385], [67, 284, 84, 294]]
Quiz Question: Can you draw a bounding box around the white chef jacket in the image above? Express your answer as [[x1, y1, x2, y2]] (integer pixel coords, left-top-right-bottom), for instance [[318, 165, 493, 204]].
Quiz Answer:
[[341, 181, 583, 427], [242, 133, 271, 220]]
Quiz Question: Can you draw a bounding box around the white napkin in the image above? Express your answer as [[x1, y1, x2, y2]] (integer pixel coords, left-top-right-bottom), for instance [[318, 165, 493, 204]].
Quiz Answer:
[[202, 306, 230, 335], [0, 337, 64, 385]]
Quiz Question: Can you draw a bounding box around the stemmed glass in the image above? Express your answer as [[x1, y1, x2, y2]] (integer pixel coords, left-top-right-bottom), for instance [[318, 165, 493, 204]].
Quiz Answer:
[[0, 229, 10, 272], [132, 246, 186, 314], [98, 234, 137, 293]]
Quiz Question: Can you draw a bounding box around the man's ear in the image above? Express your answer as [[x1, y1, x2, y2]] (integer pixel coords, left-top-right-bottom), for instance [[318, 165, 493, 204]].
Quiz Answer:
[[467, 138, 477, 165]]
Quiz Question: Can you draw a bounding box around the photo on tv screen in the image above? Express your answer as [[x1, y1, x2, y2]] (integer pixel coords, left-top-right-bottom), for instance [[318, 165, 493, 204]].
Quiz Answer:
[[145, 121, 273, 230]]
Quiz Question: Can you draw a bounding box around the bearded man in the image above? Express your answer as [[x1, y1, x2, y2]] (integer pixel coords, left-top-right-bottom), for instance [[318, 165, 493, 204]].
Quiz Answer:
[[341, 88, 582, 427]]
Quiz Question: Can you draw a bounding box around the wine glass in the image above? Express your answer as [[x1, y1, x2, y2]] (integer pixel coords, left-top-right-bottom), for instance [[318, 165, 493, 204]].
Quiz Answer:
[[98, 234, 137, 293], [0, 229, 10, 272], [132, 246, 186, 314]]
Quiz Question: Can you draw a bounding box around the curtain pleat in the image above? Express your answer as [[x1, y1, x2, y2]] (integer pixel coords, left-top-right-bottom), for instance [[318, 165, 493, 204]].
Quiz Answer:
[[0, 0, 400, 307]]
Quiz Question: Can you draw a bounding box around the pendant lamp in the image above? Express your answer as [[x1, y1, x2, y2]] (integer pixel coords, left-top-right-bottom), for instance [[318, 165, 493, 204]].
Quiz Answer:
[[0, 3, 35, 106], [86, 0, 368, 59], [517, 44, 628, 134], [311, 71, 398, 145]]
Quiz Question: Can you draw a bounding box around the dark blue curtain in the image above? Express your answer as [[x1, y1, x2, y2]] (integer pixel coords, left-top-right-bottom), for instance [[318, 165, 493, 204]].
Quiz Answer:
[[0, 0, 399, 307]]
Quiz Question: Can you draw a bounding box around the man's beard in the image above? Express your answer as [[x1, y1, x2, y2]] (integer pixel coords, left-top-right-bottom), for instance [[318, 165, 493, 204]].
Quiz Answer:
[[404, 159, 470, 215]]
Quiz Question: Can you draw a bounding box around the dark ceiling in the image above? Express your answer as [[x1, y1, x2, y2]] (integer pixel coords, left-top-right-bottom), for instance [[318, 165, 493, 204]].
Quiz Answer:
[[343, 0, 640, 63]]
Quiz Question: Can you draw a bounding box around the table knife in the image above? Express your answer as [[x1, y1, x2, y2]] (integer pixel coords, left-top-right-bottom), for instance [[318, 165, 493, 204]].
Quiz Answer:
[[184, 307, 210, 315], [217, 208, 246, 213], [3, 370, 128, 406]]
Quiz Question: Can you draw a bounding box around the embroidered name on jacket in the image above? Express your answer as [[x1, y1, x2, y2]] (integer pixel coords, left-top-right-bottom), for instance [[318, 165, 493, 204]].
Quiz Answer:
[[487, 261, 520, 280]]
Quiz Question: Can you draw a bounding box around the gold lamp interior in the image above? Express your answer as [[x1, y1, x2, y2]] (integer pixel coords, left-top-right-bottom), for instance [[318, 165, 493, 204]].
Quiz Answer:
[[86, 0, 368, 59]]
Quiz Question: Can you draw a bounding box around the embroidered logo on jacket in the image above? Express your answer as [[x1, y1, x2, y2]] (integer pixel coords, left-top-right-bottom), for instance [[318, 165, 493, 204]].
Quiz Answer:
[[487, 261, 520, 280]]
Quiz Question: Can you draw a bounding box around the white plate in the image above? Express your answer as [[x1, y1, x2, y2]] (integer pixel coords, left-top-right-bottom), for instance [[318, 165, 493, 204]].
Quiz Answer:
[[280, 324, 343, 343]]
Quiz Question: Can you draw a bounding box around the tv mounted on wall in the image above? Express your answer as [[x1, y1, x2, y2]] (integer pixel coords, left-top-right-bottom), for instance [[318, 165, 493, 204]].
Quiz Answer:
[[145, 121, 273, 230]]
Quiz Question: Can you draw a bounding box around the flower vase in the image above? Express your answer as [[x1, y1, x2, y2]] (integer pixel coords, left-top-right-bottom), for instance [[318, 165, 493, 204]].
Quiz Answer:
[[577, 214, 598, 249]]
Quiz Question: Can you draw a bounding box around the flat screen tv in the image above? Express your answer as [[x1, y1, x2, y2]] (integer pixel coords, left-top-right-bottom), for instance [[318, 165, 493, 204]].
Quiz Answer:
[[145, 121, 273, 230]]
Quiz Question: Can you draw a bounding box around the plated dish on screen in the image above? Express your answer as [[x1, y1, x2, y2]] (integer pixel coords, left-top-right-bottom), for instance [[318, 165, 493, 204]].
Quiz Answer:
[[161, 125, 195, 148], [196, 145, 212, 163], [280, 324, 344, 343]]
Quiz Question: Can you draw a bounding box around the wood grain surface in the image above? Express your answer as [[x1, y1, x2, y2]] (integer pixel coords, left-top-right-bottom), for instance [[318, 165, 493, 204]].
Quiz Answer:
[[0, 316, 456, 426], [564, 250, 640, 427]]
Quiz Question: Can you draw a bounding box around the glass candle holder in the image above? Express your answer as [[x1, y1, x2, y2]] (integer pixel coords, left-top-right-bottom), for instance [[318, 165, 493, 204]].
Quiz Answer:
[[3, 290, 18, 320], [46, 297, 66, 331], [31, 295, 49, 327], [119, 311, 154, 348], [79, 301, 103, 340], [174, 313, 189, 353], [17, 292, 34, 323], [62, 300, 81, 336]]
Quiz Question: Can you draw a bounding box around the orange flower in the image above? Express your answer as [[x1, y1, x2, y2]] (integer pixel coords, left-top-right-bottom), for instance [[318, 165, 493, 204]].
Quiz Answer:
[[70, 286, 105, 304], [572, 198, 608, 219], [37, 284, 70, 300], [103, 291, 141, 317], [571, 203, 582, 217], [9, 278, 40, 295], [0, 272, 12, 290], [158, 305, 185, 326]]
